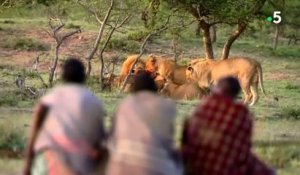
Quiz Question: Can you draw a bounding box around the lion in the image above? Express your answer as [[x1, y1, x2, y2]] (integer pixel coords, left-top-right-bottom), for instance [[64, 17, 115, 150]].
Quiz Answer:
[[123, 71, 167, 93], [160, 79, 207, 100], [186, 57, 266, 105], [119, 54, 187, 87], [156, 59, 187, 85], [118, 55, 146, 86]]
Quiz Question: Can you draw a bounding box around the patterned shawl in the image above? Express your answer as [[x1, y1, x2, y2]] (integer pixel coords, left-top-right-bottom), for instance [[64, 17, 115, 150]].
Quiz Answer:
[[182, 94, 275, 175]]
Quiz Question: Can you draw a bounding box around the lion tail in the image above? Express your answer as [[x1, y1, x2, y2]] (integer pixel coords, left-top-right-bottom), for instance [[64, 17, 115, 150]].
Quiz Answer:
[[257, 64, 266, 97]]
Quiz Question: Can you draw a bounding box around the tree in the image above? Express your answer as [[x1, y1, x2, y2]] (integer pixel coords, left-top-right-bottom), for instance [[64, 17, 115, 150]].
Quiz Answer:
[[77, 0, 131, 90], [160, 0, 267, 59], [47, 19, 81, 87]]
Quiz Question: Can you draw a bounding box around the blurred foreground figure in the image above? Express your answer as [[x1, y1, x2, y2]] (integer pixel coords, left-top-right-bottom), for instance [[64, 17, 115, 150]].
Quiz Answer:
[[24, 58, 107, 175], [106, 72, 183, 175], [182, 77, 275, 175]]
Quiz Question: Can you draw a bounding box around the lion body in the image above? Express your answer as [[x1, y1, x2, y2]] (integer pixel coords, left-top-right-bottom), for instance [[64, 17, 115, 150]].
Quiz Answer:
[[161, 80, 206, 100], [118, 55, 146, 86], [186, 57, 266, 105], [157, 59, 187, 85]]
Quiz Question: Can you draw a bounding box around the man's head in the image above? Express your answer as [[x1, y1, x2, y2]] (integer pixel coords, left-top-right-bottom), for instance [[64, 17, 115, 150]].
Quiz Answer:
[[131, 72, 158, 93], [62, 58, 86, 84], [213, 76, 241, 99]]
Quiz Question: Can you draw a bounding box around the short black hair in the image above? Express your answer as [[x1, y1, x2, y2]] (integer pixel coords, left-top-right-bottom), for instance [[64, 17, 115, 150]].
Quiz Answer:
[[219, 76, 241, 98], [131, 72, 158, 93], [62, 58, 86, 84]]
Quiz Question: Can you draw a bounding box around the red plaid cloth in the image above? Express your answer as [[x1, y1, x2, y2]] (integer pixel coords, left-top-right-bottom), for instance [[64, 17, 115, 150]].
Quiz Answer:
[[182, 94, 274, 175]]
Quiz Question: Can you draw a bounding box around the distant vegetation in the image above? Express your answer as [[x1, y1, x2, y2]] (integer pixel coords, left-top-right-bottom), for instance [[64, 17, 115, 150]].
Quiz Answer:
[[2, 37, 49, 51]]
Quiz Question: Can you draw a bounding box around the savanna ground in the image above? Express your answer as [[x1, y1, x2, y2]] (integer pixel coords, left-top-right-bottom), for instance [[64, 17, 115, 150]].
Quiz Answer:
[[0, 4, 300, 175]]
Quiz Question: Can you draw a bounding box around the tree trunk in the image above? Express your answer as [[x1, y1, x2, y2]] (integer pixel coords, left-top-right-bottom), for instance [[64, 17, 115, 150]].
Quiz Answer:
[[86, 60, 92, 76], [201, 21, 214, 59], [221, 22, 247, 60], [49, 44, 60, 87], [211, 25, 217, 43], [273, 24, 279, 50], [99, 55, 105, 90]]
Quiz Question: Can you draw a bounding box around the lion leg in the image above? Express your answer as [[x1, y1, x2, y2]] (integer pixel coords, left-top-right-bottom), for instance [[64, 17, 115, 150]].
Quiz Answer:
[[241, 82, 251, 104], [250, 84, 259, 106], [242, 90, 251, 104]]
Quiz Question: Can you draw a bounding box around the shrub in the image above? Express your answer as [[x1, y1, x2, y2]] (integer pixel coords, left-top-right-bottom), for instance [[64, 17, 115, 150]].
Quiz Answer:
[[65, 23, 81, 29], [280, 107, 300, 120], [2, 37, 49, 51], [0, 94, 18, 106], [272, 47, 300, 58], [127, 30, 149, 41], [2, 20, 15, 24], [105, 37, 139, 52], [285, 83, 300, 90], [0, 128, 26, 153], [86, 76, 100, 91]]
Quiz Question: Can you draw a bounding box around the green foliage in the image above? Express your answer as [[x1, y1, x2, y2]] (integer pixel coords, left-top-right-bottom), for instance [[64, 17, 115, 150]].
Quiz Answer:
[[0, 128, 26, 153], [65, 22, 81, 29], [280, 107, 300, 120], [0, 95, 18, 106], [127, 29, 149, 41], [285, 84, 300, 90], [2, 37, 49, 51], [86, 76, 100, 91], [163, 0, 265, 24], [104, 37, 139, 53], [271, 47, 300, 58]]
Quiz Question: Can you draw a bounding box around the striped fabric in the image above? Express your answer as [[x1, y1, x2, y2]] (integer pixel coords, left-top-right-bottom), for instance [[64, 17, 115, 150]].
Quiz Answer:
[[106, 91, 183, 175], [33, 84, 106, 175]]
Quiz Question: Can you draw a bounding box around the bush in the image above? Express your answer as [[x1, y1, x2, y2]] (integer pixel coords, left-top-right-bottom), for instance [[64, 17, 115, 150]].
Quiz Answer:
[[2, 20, 15, 24], [65, 23, 81, 29], [105, 37, 139, 52], [285, 83, 300, 90], [0, 95, 18, 106], [280, 107, 300, 120], [272, 47, 300, 58], [2, 37, 49, 51], [127, 30, 149, 41], [0, 128, 26, 153], [86, 76, 100, 91]]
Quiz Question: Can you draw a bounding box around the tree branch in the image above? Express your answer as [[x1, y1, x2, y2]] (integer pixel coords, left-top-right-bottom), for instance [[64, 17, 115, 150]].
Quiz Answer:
[[76, 0, 124, 33], [86, 0, 114, 61], [85, 0, 115, 76], [61, 29, 81, 41], [98, 15, 130, 90]]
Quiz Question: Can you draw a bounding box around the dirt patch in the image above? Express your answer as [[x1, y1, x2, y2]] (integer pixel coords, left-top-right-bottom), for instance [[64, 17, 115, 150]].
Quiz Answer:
[[0, 28, 98, 71], [266, 72, 294, 81]]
